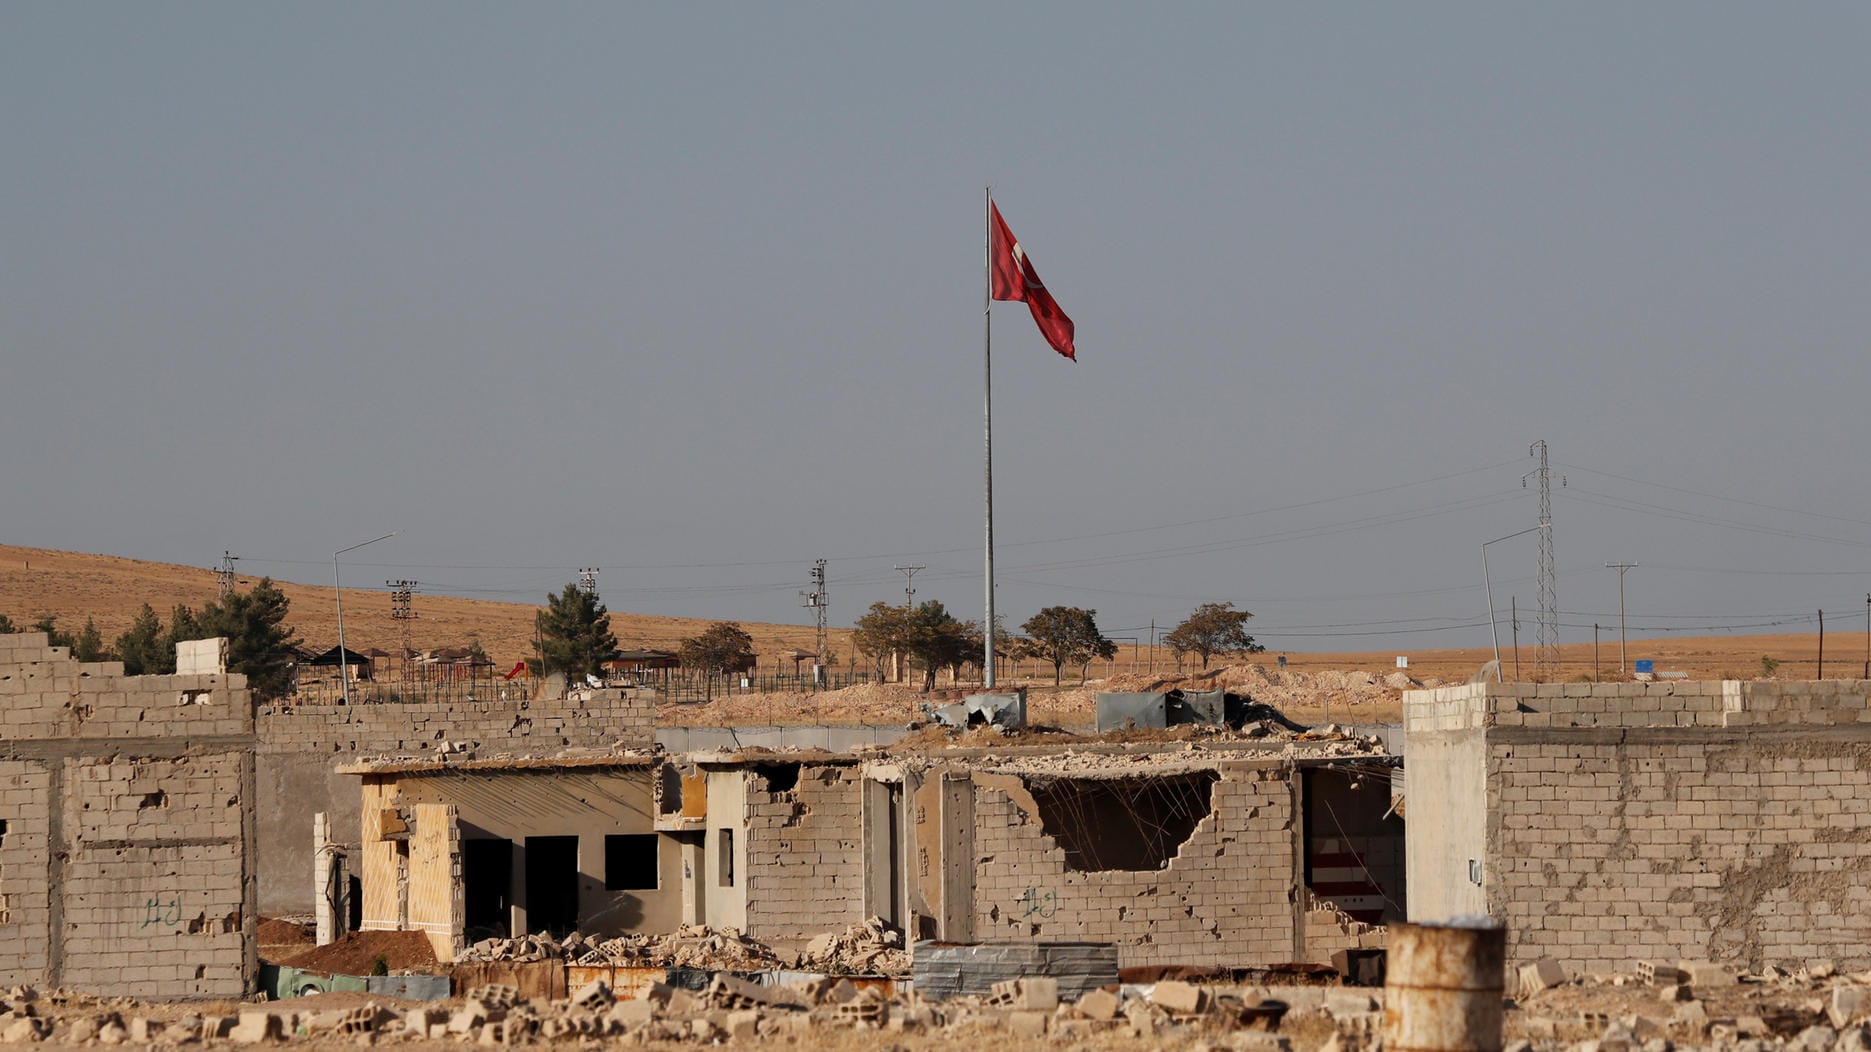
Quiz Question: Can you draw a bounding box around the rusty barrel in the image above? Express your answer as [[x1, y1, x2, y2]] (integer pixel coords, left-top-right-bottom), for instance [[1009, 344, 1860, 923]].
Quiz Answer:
[[1383, 920, 1506, 1052]]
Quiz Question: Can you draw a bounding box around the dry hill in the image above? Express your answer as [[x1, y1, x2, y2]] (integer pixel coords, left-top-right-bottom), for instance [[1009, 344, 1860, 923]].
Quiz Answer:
[[2, 544, 1862, 685]]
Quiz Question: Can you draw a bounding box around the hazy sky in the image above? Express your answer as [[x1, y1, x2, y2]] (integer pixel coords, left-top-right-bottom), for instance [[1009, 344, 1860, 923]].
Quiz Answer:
[[7, 3, 1871, 656]]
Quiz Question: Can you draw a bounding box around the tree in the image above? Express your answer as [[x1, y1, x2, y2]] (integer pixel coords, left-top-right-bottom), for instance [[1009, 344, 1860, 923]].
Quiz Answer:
[[852, 602, 910, 680], [72, 617, 108, 663], [31, 615, 75, 650], [116, 604, 168, 676], [207, 580, 302, 700], [1163, 602, 1264, 669], [903, 601, 974, 692], [678, 622, 756, 674], [1021, 606, 1117, 686], [531, 583, 621, 682], [0, 614, 16, 633]]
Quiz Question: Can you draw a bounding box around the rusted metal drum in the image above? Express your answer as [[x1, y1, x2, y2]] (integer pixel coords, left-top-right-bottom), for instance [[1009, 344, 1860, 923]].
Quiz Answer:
[[1384, 920, 1506, 1052]]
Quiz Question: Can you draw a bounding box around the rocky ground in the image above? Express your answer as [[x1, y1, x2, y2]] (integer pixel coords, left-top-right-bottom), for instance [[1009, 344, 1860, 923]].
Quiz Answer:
[[5, 954, 1867, 1050]]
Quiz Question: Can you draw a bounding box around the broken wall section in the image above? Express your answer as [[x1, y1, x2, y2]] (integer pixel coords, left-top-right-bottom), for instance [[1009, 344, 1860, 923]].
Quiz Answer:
[[967, 763, 1299, 968], [1407, 680, 1871, 976], [740, 763, 866, 942], [255, 690, 654, 916], [0, 632, 255, 999]]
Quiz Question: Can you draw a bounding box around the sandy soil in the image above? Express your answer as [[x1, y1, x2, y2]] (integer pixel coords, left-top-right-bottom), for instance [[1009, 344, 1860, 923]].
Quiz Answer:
[[3, 543, 1857, 694]]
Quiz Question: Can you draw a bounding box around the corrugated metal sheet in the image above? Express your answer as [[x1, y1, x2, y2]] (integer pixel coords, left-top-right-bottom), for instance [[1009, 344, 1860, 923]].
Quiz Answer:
[[1095, 692, 1166, 731], [912, 941, 1118, 1001]]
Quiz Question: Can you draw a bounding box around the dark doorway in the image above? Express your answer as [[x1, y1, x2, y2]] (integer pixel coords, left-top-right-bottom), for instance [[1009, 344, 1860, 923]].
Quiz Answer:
[[524, 835, 580, 936], [462, 838, 512, 939]]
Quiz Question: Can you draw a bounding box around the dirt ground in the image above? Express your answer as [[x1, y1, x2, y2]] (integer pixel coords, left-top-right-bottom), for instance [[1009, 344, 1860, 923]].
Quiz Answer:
[[267, 930, 439, 975]]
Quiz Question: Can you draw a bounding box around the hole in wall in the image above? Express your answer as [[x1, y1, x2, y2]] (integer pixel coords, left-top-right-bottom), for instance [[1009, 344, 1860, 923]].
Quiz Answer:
[[753, 764, 800, 793], [1023, 772, 1217, 872]]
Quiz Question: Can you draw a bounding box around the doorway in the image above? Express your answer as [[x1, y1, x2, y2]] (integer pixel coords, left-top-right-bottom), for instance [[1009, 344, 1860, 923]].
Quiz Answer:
[[524, 836, 580, 936], [462, 838, 512, 940]]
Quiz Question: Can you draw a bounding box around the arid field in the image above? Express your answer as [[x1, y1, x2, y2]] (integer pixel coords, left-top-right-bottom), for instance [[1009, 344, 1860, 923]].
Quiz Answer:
[[1, 543, 1861, 690]]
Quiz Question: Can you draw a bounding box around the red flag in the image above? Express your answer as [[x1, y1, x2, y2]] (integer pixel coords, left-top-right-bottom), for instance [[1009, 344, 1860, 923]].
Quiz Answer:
[[503, 660, 527, 681], [990, 202, 1076, 361]]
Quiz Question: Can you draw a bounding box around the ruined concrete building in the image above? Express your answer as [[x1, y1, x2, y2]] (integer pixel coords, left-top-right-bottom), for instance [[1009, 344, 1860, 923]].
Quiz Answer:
[[344, 742, 1403, 968], [1406, 679, 1871, 976], [0, 633, 255, 998]]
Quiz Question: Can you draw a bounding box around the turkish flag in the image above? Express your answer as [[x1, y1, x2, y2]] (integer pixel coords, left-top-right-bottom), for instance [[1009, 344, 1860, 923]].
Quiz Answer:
[[503, 660, 527, 681], [990, 202, 1076, 361]]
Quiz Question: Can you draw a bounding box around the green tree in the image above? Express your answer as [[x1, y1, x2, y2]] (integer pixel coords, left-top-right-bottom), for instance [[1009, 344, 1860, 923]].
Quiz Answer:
[[0, 614, 16, 633], [191, 579, 302, 700], [902, 601, 975, 692], [531, 583, 621, 681], [1021, 606, 1118, 686], [31, 615, 76, 650], [1163, 602, 1264, 669], [72, 617, 108, 663], [853, 602, 910, 680], [678, 621, 756, 675], [115, 604, 169, 676]]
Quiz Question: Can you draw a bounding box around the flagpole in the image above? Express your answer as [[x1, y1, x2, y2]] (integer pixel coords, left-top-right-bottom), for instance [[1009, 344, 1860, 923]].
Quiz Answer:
[[983, 185, 997, 690]]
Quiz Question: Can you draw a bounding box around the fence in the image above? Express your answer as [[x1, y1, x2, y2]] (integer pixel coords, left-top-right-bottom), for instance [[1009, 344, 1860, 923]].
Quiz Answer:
[[655, 668, 876, 705]]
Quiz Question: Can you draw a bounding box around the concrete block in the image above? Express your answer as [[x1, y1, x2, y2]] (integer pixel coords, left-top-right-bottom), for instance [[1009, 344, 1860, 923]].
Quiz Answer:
[[1637, 962, 1688, 985], [1831, 987, 1871, 1028], [1151, 980, 1207, 1015], [229, 1012, 282, 1043], [1679, 962, 1736, 987], [1075, 989, 1120, 1021], [1657, 984, 1693, 1003], [1519, 958, 1569, 996], [608, 999, 656, 1028], [1008, 1010, 1049, 1037], [725, 1010, 761, 1042]]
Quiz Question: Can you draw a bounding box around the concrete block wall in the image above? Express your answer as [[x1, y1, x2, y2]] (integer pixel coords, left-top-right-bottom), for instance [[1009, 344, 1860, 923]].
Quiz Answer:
[[742, 765, 865, 941], [255, 691, 654, 916], [0, 633, 255, 999], [1406, 679, 1871, 975], [967, 765, 1298, 968]]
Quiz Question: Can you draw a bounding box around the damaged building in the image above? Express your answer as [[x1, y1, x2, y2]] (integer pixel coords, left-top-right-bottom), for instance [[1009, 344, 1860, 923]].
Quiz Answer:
[[0, 633, 256, 998], [344, 740, 1403, 969], [1405, 678, 1871, 976]]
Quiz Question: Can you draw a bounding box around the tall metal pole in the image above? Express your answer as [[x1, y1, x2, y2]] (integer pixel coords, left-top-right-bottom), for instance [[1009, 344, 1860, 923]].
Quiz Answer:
[[1606, 562, 1636, 674], [1483, 524, 1548, 683], [1594, 623, 1600, 681], [1863, 593, 1869, 680], [1817, 609, 1824, 679], [333, 531, 399, 706], [983, 186, 997, 689]]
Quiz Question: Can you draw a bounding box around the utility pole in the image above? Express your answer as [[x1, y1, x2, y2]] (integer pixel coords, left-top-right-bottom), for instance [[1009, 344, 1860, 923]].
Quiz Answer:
[[1511, 596, 1521, 681], [1863, 594, 1869, 680], [1606, 563, 1637, 674], [1525, 441, 1563, 679], [894, 564, 924, 610], [798, 559, 828, 671], [387, 579, 418, 660], [1148, 619, 1156, 674], [578, 567, 600, 599], [1818, 609, 1825, 680], [1593, 623, 1600, 681], [216, 551, 240, 598]]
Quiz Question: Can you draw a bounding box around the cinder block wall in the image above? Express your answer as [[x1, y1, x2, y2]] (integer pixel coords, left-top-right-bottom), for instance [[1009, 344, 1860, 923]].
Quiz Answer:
[[255, 692, 654, 916], [0, 633, 255, 999], [967, 765, 1299, 968], [1406, 680, 1871, 975], [742, 764, 865, 941]]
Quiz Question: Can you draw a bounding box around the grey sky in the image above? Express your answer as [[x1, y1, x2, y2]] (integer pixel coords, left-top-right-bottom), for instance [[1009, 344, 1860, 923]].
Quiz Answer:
[[6, 3, 1871, 654]]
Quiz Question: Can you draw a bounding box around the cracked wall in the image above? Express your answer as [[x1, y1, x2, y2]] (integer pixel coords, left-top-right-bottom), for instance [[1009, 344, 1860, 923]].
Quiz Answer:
[[1407, 680, 1871, 975], [0, 633, 255, 998], [967, 765, 1299, 968], [741, 763, 865, 941]]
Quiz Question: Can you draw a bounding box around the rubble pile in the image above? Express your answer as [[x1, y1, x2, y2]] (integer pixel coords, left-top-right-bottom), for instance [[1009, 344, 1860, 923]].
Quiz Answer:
[[455, 924, 783, 971], [793, 918, 911, 975]]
